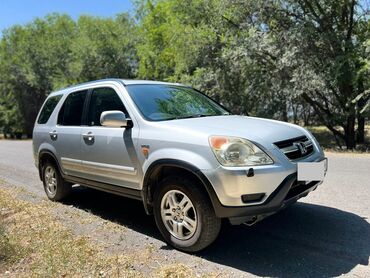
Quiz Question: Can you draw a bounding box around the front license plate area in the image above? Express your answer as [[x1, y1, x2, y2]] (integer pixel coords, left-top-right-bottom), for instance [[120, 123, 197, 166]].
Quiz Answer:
[[297, 159, 327, 181]]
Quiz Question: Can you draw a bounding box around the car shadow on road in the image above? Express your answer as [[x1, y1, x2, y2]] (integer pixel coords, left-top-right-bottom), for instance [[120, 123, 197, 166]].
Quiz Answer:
[[201, 202, 370, 277], [64, 186, 369, 277]]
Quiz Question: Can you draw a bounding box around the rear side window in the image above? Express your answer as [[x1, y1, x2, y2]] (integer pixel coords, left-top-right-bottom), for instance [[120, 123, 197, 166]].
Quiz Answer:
[[87, 87, 128, 126], [37, 95, 63, 124], [58, 90, 87, 126]]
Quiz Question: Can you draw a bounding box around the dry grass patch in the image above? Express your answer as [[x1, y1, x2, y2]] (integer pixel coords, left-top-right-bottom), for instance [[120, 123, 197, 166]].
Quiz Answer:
[[0, 220, 14, 265], [0, 187, 141, 277], [0, 186, 220, 277], [154, 263, 223, 278], [155, 263, 196, 277]]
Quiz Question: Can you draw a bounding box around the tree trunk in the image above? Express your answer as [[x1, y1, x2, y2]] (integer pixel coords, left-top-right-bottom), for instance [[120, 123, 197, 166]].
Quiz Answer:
[[356, 82, 366, 143], [303, 107, 311, 126], [282, 110, 288, 122], [357, 112, 365, 144], [344, 114, 356, 149], [292, 104, 298, 124]]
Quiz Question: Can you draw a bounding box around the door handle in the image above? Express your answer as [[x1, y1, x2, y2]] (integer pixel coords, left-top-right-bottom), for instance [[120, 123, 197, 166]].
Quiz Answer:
[[82, 132, 94, 144], [49, 130, 58, 141]]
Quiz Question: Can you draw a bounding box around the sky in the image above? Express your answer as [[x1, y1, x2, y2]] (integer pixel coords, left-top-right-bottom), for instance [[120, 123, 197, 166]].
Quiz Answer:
[[0, 0, 134, 33]]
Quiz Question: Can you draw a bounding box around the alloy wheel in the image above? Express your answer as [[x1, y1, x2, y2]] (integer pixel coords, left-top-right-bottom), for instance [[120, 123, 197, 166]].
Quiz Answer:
[[44, 165, 57, 197], [160, 189, 198, 240]]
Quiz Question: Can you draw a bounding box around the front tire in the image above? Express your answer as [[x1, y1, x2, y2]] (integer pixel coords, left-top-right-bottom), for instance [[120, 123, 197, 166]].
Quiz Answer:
[[153, 176, 221, 252], [42, 162, 71, 201]]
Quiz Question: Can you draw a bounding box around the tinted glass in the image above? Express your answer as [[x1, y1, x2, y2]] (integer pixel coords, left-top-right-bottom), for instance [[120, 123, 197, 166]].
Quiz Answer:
[[37, 95, 62, 124], [58, 90, 87, 126], [126, 85, 229, 121], [87, 87, 128, 126]]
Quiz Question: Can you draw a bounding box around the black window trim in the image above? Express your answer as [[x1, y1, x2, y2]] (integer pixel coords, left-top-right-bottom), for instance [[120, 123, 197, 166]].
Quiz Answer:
[[81, 89, 92, 126]]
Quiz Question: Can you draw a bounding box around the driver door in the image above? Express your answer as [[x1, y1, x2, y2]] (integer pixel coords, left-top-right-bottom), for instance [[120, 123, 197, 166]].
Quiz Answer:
[[79, 87, 140, 189]]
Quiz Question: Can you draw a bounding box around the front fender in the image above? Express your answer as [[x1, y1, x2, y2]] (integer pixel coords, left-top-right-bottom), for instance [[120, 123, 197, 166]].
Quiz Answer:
[[141, 148, 216, 178], [139, 152, 219, 215]]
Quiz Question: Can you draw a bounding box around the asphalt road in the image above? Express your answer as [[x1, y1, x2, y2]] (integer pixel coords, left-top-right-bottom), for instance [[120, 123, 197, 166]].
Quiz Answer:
[[0, 140, 369, 277]]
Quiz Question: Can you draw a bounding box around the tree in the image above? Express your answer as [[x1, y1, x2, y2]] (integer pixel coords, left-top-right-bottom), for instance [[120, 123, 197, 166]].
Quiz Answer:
[[136, 0, 292, 117], [355, 19, 370, 143], [0, 90, 24, 138], [245, 0, 369, 149], [0, 13, 138, 136], [0, 14, 76, 136], [0, 2, 368, 148], [71, 14, 138, 82], [136, 0, 369, 149]]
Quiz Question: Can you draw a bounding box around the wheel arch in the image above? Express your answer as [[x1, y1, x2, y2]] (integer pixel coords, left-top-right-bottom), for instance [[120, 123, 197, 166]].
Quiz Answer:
[[38, 150, 62, 181], [142, 159, 219, 215]]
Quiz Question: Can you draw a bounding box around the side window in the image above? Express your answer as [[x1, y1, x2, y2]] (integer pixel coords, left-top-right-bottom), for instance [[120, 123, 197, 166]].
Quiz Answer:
[[87, 87, 128, 126], [37, 95, 62, 124], [58, 90, 87, 126]]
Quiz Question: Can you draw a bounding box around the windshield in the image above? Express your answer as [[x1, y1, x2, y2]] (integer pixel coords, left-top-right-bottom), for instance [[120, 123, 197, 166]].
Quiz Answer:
[[126, 84, 229, 121]]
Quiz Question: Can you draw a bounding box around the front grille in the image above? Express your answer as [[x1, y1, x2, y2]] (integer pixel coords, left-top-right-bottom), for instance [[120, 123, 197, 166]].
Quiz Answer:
[[274, 135, 314, 160]]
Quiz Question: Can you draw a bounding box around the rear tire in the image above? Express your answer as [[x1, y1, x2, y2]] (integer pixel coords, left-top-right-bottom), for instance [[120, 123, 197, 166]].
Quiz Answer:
[[153, 175, 221, 252], [42, 161, 71, 201]]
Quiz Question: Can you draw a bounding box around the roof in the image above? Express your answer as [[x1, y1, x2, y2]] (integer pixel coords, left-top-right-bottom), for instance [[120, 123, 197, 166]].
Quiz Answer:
[[49, 78, 187, 96], [121, 79, 184, 86]]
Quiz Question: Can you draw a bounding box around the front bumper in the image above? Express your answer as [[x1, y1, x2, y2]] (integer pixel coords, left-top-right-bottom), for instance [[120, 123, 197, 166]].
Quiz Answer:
[[209, 172, 322, 224], [200, 148, 327, 224]]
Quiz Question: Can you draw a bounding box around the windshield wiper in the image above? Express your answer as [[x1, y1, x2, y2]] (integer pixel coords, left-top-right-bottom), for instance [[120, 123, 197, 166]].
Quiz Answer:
[[176, 114, 214, 119], [162, 113, 228, 121]]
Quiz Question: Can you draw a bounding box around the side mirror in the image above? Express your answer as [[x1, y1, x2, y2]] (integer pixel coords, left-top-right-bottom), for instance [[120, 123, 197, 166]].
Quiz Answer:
[[100, 111, 132, 128]]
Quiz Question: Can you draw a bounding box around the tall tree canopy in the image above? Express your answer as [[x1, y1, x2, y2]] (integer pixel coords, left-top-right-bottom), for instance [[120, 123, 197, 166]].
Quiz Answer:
[[0, 1, 369, 149], [0, 13, 137, 136], [136, 0, 369, 149]]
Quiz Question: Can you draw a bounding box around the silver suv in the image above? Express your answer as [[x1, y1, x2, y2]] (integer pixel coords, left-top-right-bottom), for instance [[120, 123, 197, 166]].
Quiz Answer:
[[33, 79, 327, 252]]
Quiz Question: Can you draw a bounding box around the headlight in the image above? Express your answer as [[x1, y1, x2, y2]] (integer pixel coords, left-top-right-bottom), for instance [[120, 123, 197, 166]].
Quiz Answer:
[[209, 136, 273, 166]]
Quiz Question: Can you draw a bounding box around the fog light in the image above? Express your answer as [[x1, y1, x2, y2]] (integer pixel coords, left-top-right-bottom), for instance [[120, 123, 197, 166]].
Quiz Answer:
[[241, 193, 265, 203]]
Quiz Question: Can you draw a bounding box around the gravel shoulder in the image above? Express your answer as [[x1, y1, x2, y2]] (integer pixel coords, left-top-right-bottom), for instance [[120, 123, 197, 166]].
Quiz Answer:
[[0, 140, 369, 277]]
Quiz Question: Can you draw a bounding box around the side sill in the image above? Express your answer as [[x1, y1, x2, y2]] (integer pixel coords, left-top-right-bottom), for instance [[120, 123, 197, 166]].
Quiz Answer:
[[64, 175, 143, 201]]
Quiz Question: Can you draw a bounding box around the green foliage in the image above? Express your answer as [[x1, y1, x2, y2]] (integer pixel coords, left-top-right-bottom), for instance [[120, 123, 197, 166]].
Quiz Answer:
[[0, 1, 368, 149], [0, 91, 24, 138], [71, 14, 138, 83], [135, 0, 369, 148], [0, 13, 138, 136], [0, 14, 77, 136]]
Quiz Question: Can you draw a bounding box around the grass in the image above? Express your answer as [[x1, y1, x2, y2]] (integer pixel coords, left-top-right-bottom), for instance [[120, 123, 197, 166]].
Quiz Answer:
[[0, 187, 217, 277], [0, 221, 14, 265], [0, 188, 140, 277]]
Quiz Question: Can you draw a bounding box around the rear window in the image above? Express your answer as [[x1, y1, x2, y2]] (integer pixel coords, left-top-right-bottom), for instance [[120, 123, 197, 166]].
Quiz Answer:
[[58, 90, 87, 126], [37, 95, 63, 124]]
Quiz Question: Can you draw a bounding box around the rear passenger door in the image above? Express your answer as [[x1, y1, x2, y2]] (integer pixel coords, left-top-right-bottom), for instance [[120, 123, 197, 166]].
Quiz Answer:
[[79, 87, 140, 189], [53, 90, 87, 177]]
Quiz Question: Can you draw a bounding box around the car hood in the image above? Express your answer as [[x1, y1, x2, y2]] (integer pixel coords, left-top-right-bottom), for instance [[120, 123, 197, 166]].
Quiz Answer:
[[159, 115, 307, 149]]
